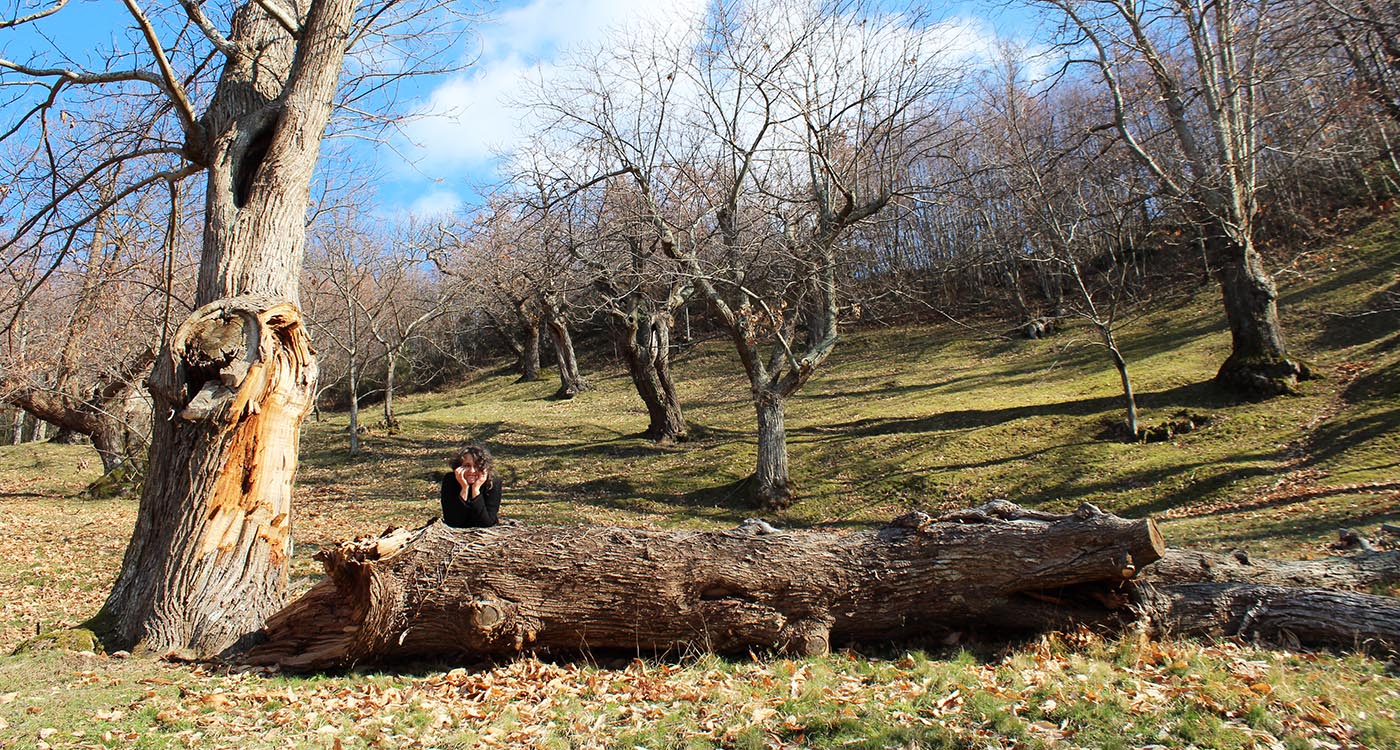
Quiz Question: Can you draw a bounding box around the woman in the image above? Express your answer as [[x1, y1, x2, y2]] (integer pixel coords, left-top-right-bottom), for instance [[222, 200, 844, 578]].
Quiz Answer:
[[439, 443, 501, 528]]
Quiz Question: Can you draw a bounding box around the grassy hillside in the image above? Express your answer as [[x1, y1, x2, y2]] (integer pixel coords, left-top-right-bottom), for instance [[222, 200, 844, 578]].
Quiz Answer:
[[286, 212, 1400, 560], [0, 213, 1396, 749]]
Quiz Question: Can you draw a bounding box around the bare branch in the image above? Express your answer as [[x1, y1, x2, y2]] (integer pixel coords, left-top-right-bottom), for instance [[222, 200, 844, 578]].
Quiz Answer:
[[119, 0, 205, 143], [175, 0, 243, 57], [0, 0, 68, 28], [254, 0, 304, 38]]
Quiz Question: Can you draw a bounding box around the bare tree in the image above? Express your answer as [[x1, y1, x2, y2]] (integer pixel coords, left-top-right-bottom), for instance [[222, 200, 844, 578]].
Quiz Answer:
[[510, 167, 692, 440], [305, 211, 376, 455], [487, 187, 593, 401], [0, 178, 190, 473], [980, 51, 1152, 435], [1033, 0, 1313, 395], [592, 209, 693, 443], [1314, 1, 1400, 127], [432, 208, 541, 381], [539, 0, 962, 507], [371, 223, 462, 431], [439, 202, 563, 387]]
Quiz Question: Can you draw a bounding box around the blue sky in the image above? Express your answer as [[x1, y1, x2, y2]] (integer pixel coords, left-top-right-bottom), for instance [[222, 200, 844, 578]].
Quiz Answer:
[[2, 0, 1041, 218]]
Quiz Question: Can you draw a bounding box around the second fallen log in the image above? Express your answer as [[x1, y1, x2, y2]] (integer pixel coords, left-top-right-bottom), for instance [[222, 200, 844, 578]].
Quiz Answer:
[[247, 501, 1163, 670]]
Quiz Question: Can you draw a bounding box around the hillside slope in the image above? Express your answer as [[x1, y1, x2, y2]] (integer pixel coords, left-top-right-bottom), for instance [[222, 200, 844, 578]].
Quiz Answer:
[[291, 213, 1400, 560]]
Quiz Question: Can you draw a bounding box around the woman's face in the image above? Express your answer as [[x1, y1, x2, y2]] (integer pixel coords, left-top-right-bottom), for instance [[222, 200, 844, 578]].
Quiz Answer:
[[459, 457, 483, 480]]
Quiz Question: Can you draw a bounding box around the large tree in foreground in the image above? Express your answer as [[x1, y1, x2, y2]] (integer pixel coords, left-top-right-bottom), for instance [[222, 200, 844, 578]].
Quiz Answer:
[[1034, 0, 1312, 394], [2, 0, 459, 656]]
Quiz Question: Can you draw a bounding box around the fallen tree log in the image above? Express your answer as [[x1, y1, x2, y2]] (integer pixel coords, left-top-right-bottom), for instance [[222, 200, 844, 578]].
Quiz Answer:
[[247, 502, 1163, 670], [1144, 548, 1400, 590], [1136, 583, 1400, 650], [246, 502, 1400, 670]]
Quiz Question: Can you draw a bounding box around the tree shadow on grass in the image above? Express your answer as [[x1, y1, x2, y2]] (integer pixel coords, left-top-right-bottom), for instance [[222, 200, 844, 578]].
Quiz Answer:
[[1190, 503, 1400, 547], [1313, 290, 1400, 351], [541, 474, 756, 525], [1176, 482, 1400, 521], [793, 380, 1238, 444], [1306, 353, 1400, 446]]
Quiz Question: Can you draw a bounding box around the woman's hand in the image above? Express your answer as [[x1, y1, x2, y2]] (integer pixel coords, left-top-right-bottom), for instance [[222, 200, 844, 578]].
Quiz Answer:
[[455, 465, 487, 496]]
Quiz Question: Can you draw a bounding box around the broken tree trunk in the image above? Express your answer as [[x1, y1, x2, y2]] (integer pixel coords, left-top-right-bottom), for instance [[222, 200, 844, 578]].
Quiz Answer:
[[248, 502, 1163, 670], [96, 296, 317, 656]]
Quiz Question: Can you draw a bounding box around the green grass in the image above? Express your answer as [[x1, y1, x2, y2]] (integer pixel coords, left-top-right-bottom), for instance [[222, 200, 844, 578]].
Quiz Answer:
[[284, 213, 1400, 559], [0, 214, 1398, 748]]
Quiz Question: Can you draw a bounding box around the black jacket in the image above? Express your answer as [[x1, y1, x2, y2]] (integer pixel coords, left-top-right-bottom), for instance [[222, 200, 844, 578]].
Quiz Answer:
[[439, 472, 501, 528]]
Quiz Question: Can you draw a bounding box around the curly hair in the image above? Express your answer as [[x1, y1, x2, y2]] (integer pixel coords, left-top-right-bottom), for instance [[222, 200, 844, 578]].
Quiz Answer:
[[450, 443, 495, 476]]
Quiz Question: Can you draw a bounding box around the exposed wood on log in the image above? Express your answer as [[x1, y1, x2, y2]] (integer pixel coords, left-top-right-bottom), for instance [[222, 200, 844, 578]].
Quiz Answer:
[[246, 502, 1164, 670]]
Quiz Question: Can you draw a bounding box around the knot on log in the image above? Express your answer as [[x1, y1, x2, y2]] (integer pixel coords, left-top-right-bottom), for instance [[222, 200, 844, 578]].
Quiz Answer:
[[888, 511, 931, 530], [1074, 502, 1105, 520], [470, 600, 505, 631], [779, 618, 833, 657]]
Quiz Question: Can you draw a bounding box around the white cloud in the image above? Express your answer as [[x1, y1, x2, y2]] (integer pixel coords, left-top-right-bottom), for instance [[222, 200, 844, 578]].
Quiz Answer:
[[407, 189, 464, 217], [402, 56, 539, 168], [396, 0, 708, 180], [390, 0, 1008, 208]]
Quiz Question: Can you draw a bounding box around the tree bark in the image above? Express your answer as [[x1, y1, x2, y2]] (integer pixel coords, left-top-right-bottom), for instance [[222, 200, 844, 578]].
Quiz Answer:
[[383, 349, 399, 431], [613, 309, 686, 442], [492, 299, 542, 383], [520, 322, 542, 382], [1106, 340, 1138, 438], [8, 392, 125, 472], [96, 297, 317, 657], [1208, 231, 1310, 395], [753, 388, 792, 509], [347, 357, 361, 457], [1135, 583, 1400, 651], [246, 501, 1165, 670], [194, 0, 352, 307], [1142, 548, 1400, 590], [544, 302, 587, 399]]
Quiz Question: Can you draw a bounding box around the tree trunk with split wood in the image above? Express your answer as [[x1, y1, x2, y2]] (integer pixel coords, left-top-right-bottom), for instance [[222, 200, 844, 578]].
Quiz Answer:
[[97, 298, 317, 656], [94, 0, 345, 657], [247, 502, 1166, 670]]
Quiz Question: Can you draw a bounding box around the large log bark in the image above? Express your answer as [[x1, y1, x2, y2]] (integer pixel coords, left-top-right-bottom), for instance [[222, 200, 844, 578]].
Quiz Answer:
[[1135, 584, 1400, 651], [247, 502, 1164, 670], [1144, 549, 1400, 590]]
